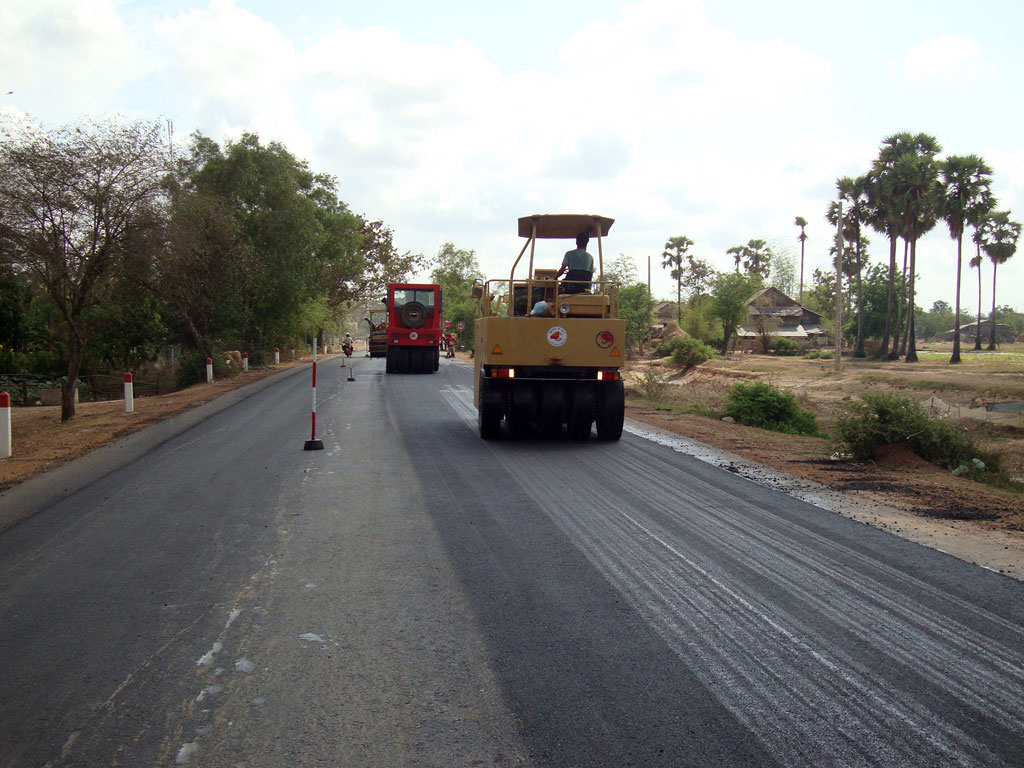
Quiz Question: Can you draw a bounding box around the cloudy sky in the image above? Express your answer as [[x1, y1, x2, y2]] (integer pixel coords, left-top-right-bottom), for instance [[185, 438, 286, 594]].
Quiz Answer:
[[4, 0, 1024, 314]]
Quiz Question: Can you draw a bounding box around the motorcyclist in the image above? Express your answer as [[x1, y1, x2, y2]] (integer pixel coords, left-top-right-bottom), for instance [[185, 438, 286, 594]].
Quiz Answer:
[[342, 332, 354, 357]]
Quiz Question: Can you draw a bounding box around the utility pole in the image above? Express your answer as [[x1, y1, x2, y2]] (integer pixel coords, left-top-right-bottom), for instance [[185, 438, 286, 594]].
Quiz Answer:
[[834, 199, 843, 372]]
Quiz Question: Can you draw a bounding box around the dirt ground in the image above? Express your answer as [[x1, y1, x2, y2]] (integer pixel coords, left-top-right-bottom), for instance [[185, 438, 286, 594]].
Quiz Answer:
[[2, 344, 1022, 578]]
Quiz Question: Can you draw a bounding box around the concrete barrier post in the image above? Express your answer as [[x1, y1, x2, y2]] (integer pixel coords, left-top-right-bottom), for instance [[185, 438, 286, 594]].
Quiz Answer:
[[124, 373, 134, 413], [242, 352, 248, 372], [1, 391, 10, 459], [291, 345, 295, 359], [275, 347, 280, 365], [206, 357, 213, 383]]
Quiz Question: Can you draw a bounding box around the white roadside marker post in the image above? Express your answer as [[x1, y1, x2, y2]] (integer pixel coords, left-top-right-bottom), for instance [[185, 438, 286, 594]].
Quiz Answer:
[[304, 339, 324, 450], [275, 347, 280, 365], [124, 373, 134, 413], [242, 352, 248, 372], [1, 391, 11, 459], [206, 357, 213, 383]]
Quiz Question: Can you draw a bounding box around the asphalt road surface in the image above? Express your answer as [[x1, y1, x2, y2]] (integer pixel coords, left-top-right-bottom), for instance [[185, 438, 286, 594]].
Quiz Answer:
[[1, 355, 1023, 767]]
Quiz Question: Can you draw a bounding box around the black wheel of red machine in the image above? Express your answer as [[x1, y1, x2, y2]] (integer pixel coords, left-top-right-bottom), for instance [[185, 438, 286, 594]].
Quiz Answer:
[[540, 382, 565, 439], [385, 346, 395, 373], [433, 348, 439, 372], [595, 380, 624, 441], [398, 347, 412, 373], [508, 384, 534, 439], [400, 301, 427, 328], [567, 384, 594, 440], [479, 379, 503, 439]]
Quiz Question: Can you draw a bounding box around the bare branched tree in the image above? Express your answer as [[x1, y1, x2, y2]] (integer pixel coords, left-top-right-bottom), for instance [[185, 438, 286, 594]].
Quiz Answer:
[[0, 117, 169, 421]]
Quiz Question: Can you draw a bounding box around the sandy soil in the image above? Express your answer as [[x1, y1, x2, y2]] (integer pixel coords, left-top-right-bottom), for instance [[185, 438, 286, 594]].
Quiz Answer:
[[2, 346, 1022, 579]]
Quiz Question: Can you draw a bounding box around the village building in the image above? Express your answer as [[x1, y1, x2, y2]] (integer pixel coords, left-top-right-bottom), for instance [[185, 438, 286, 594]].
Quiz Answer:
[[735, 286, 826, 352], [940, 320, 1015, 345]]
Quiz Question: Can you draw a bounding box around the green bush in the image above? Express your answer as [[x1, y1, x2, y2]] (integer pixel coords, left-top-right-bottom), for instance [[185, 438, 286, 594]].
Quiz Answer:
[[723, 380, 818, 436], [833, 391, 1003, 475], [771, 337, 799, 356], [655, 334, 688, 358], [802, 350, 833, 360], [635, 370, 668, 400], [670, 338, 714, 368]]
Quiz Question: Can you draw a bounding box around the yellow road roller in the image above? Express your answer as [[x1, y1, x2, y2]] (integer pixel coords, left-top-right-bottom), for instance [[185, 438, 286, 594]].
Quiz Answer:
[[473, 214, 625, 440]]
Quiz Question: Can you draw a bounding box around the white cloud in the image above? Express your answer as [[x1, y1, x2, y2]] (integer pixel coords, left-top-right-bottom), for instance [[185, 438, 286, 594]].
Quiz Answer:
[[3, 0, 1020, 308], [899, 34, 998, 82], [0, 0, 139, 119]]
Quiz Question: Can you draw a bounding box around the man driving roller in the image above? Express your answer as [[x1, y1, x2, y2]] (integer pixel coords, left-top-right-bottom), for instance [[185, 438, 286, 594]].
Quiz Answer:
[[556, 233, 594, 294]]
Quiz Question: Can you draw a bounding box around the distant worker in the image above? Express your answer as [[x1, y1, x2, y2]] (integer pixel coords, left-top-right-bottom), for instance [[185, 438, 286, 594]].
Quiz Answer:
[[556, 233, 594, 294]]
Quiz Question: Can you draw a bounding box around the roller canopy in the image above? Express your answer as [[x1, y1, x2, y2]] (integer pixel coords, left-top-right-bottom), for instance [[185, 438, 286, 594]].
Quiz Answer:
[[518, 214, 614, 239]]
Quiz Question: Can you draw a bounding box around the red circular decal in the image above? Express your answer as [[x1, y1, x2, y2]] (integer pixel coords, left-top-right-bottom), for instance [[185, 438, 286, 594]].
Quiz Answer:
[[595, 331, 614, 349]]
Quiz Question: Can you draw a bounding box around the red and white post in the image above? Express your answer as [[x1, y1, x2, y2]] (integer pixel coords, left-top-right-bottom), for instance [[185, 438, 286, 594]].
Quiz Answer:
[[1, 391, 11, 460], [206, 357, 213, 383], [242, 352, 248, 372], [274, 347, 280, 365], [290, 345, 295, 360], [124, 373, 134, 413], [304, 339, 324, 450]]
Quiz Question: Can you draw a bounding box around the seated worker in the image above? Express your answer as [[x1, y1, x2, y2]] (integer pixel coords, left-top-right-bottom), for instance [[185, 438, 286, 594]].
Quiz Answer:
[[556, 234, 594, 294]]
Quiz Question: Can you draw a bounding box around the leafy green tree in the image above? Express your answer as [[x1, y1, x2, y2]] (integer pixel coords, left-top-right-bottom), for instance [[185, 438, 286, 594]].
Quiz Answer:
[[977, 210, 1021, 349], [662, 236, 693, 323], [768, 248, 797, 298], [603, 253, 639, 285], [680, 294, 721, 347], [681, 252, 714, 297], [710, 271, 762, 353], [430, 242, 483, 348], [794, 216, 808, 301], [619, 283, 654, 350], [0, 117, 169, 421], [916, 300, 958, 340], [938, 155, 994, 362]]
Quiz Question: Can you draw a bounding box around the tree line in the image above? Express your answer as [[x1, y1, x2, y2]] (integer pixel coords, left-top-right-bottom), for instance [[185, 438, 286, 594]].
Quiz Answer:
[[660, 132, 1021, 359], [0, 118, 419, 421]]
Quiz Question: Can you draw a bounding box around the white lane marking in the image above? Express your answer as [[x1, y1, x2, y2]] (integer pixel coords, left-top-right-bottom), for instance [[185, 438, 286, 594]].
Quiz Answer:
[[196, 642, 222, 667], [439, 384, 477, 426]]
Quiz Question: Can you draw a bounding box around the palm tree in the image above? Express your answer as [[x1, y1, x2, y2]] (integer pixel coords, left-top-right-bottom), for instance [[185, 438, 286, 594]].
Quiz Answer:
[[794, 216, 808, 302], [831, 176, 870, 356], [977, 210, 1021, 349], [937, 155, 994, 363], [728, 239, 772, 278], [867, 134, 915, 360], [877, 133, 942, 362], [969, 249, 984, 350], [662, 236, 693, 324]]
